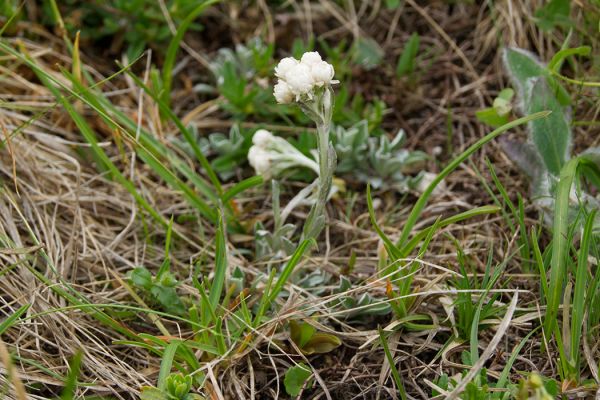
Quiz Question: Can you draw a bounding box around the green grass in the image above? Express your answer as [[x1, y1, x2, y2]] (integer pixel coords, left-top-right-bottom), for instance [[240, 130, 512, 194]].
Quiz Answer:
[[0, 1, 599, 399]]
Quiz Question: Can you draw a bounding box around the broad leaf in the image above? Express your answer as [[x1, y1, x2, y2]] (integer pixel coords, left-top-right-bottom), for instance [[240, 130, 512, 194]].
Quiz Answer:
[[352, 37, 384, 70], [284, 363, 312, 396], [524, 78, 571, 176], [502, 47, 570, 107], [534, 0, 571, 31]]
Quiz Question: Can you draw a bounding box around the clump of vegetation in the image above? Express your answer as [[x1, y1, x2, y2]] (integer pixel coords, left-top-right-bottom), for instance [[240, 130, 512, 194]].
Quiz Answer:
[[0, 1, 599, 399]]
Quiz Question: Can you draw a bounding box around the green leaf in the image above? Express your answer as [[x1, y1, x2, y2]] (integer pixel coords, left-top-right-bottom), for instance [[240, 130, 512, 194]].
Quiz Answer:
[[131, 267, 153, 290], [475, 107, 509, 128], [548, 46, 591, 73], [352, 37, 384, 70], [60, 350, 83, 400], [0, 304, 30, 335], [158, 342, 181, 391], [534, 0, 571, 31], [266, 239, 315, 305], [151, 286, 186, 315], [366, 184, 403, 260], [162, 0, 221, 108], [570, 210, 596, 371], [289, 320, 316, 348], [524, 78, 571, 176], [209, 209, 227, 312], [140, 387, 168, 400], [284, 363, 312, 397], [378, 328, 407, 400], [493, 88, 514, 116], [396, 111, 550, 247], [396, 33, 419, 78], [386, 0, 401, 9], [221, 175, 263, 203], [544, 157, 586, 341], [502, 47, 570, 107]]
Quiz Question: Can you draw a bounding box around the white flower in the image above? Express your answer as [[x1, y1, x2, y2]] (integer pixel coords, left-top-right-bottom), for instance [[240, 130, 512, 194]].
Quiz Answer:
[[300, 51, 322, 67], [285, 63, 314, 96], [252, 129, 274, 148], [247, 131, 319, 177], [273, 51, 337, 104], [248, 146, 271, 175], [311, 61, 335, 86], [273, 80, 293, 104], [274, 57, 299, 79]]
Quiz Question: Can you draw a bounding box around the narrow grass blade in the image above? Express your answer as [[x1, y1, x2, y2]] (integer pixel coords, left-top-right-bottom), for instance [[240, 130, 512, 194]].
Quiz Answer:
[[0, 304, 29, 335], [377, 328, 407, 400], [122, 67, 223, 196], [396, 111, 550, 247], [544, 157, 580, 339], [531, 228, 549, 299], [162, 0, 222, 107], [446, 293, 518, 400], [494, 327, 540, 399], [366, 184, 402, 260], [221, 176, 264, 203], [266, 239, 315, 305], [60, 350, 83, 400], [399, 206, 500, 257], [570, 209, 596, 371], [209, 209, 227, 311], [158, 341, 181, 391]]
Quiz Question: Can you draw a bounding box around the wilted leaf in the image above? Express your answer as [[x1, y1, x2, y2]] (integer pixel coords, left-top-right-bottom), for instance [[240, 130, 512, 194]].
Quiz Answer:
[[289, 320, 316, 348], [302, 332, 342, 355]]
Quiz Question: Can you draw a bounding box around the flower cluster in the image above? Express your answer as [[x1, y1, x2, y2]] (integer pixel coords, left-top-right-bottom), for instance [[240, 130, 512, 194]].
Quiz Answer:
[[273, 52, 338, 104], [247, 129, 319, 178]]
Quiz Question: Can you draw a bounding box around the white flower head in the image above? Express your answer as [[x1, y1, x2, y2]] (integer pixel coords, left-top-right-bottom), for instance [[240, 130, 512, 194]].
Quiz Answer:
[[274, 51, 337, 104], [300, 51, 322, 67], [275, 57, 299, 79], [285, 63, 314, 97], [252, 129, 274, 148], [248, 146, 271, 176], [311, 61, 335, 86], [247, 132, 319, 178], [273, 80, 293, 104]]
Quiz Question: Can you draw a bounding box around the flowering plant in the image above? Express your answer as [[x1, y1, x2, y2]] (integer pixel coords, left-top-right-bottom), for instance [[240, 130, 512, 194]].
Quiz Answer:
[[272, 51, 339, 241], [247, 129, 319, 178]]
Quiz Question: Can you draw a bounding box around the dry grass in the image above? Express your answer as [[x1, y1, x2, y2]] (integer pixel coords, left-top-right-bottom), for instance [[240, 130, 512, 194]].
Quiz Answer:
[[0, 1, 599, 399]]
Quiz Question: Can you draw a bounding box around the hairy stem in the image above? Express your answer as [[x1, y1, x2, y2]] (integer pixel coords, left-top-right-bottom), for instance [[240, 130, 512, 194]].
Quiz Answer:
[[301, 91, 334, 242]]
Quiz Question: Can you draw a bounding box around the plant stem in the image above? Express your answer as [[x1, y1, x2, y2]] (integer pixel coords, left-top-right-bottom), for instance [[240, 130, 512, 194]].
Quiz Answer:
[[301, 100, 334, 241]]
